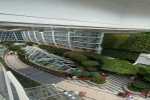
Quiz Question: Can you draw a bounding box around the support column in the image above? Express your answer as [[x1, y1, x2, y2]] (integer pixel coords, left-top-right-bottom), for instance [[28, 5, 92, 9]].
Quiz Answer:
[[51, 28, 58, 48], [68, 31, 73, 51], [41, 32, 47, 45], [34, 31, 40, 44], [28, 31, 33, 42], [97, 32, 104, 54], [13, 32, 18, 41], [23, 31, 28, 41]]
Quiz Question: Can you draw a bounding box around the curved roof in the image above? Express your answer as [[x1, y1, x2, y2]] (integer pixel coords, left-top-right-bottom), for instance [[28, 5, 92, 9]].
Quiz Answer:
[[0, 0, 150, 30]]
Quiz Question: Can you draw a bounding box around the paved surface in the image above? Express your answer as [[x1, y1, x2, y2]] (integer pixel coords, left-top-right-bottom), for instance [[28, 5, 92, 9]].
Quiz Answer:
[[5, 54, 64, 84]]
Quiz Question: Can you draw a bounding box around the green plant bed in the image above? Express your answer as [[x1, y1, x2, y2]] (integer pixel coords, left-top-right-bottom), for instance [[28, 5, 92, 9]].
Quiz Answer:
[[82, 52, 104, 63], [82, 60, 99, 68], [132, 81, 150, 91], [90, 76, 106, 84], [101, 49, 140, 61], [128, 85, 141, 92], [128, 81, 150, 93], [102, 33, 150, 53], [26, 42, 34, 46], [102, 58, 141, 75], [39, 44, 70, 56], [0, 41, 14, 47], [64, 51, 87, 63]]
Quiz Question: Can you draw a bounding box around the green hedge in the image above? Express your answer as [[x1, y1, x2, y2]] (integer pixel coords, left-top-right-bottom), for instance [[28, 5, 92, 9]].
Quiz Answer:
[[64, 51, 88, 63], [137, 67, 150, 82], [8, 45, 21, 51], [0, 41, 14, 47], [132, 81, 150, 91], [102, 49, 140, 61], [39, 44, 70, 56], [82, 60, 99, 68], [90, 76, 106, 84], [82, 52, 104, 62], [26, 42, 34, 46], [102, 58, 140, 75], [144, 76, 150, 82], [102, 33, 150, 53]]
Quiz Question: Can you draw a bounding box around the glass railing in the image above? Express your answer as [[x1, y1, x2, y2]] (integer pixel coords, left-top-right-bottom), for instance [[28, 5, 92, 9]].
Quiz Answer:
[[0, 63, 9, 100]]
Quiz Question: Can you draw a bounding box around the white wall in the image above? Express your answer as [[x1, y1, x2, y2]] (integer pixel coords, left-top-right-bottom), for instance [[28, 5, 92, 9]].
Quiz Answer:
[[0, 0, 150, 29]]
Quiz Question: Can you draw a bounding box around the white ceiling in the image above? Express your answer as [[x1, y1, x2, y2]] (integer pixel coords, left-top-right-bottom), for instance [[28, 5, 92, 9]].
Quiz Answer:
[[0, 0, 150, 30]]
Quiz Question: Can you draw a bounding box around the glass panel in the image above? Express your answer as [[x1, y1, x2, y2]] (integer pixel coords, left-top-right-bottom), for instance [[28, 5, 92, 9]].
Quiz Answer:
[[0, 63, 9, 100]]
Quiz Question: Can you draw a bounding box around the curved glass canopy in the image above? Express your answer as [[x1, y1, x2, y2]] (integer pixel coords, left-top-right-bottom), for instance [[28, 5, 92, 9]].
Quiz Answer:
[[25, 46, 77, 73]]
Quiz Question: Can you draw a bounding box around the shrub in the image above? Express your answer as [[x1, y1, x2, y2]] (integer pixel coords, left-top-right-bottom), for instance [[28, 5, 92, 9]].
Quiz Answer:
[[82, 60, 99, 68], [0, 41, 14, 47], [64, 51, 87, 63], [87, 67, 98, 72], [101, 49, 139, 61], [17, 49, 26, 55], [39, 44, 69, 56], [144, 76, 150, 82], [132, 81, 150, 91], [102, 58, 140, 75], [90, 72, 100, 77], [90, 76, 106, 84], [80, 71, 90, 77], [137, 67, 150, 82], [128, 85, 141, 92], [26, 42, 34, 46], [83, 52, 104, 62], [39, 44, 48, 50], [72, 72, 82, 76], [8, 45, 21, 51]]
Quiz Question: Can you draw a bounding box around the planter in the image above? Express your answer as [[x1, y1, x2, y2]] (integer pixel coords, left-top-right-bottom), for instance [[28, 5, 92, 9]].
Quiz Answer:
[[76, 77, 89, 80], [123, 85, 142, 95], [85, 79, 109, 87]]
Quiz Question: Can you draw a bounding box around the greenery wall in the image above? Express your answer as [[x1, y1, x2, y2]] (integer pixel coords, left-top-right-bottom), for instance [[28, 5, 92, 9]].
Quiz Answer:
[[101, 33, 150, 60], [102, 49, 139, 61]]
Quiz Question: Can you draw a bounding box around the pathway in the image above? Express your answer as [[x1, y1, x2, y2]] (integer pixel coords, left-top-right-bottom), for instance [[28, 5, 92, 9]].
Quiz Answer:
[[5, 54, 64, 84]]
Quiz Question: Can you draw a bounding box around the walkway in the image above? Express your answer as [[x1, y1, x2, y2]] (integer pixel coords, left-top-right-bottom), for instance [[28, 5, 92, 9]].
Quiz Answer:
[[5, 54, 64, 84], [5, 54, 146, 100]]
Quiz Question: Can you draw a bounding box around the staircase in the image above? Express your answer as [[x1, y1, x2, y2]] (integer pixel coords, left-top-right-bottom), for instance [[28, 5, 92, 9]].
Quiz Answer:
[[103, 75, 131, 93]]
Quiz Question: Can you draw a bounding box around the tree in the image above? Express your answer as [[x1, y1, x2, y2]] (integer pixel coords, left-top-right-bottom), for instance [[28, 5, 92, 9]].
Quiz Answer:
[[64, 52, 87, 63], [82, 60, 99, 68]]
